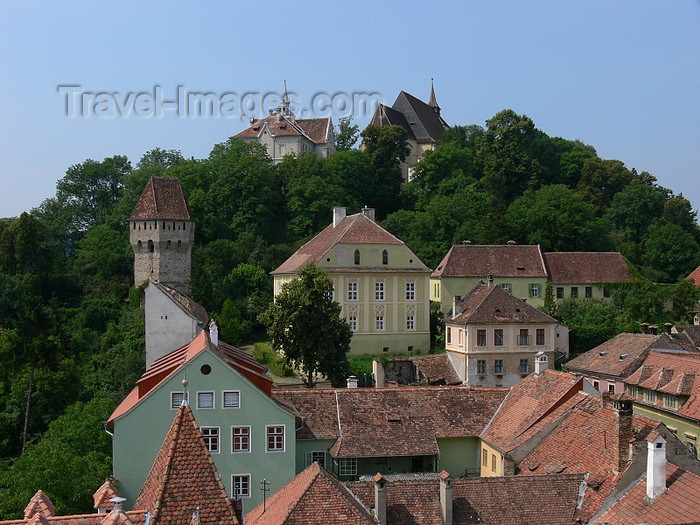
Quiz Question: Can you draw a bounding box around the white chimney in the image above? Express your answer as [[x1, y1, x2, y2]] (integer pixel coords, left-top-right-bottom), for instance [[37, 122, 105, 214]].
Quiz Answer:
[[347, 375, 358, 388], [373, 473, 387, 525], [208, 319, 219, 346], [534, 351, 548, 375], [333, 207, 346, 227], [646, 435, 667, 502], [439, 471, 453, 525], [361, 206, 375, 222]]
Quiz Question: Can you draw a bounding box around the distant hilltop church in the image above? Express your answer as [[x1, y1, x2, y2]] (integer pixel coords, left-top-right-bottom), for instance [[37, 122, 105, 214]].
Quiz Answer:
[[233, 84, 335, 163], [368, 82, 449, 181]]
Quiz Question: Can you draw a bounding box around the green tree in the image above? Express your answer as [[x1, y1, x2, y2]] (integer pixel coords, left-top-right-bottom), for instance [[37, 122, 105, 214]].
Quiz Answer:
[[259, 263, 352, 387], [670, 279, 700, 322], [577, 157, 635, 212], [325, 150, 376, 210], [642, 223, 700, 283], [334, 116, 360, 151], [606, 182, 667, 244], [558, 299, 620, 355], [542, 281, 557, 317]]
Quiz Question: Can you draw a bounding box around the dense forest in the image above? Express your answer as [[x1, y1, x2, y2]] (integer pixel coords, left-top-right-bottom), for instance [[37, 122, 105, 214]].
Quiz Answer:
[[0, 109, 699, 518]]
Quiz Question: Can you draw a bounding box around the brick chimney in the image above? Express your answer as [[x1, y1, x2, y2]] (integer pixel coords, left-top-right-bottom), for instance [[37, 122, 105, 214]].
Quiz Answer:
[[641, 322, 649, 334], [373, 473, 387, 525], [333, 207, 346, 227], [612, 396, 634, 473], [646, 435, 667, 502], [650, 325, 658, 335], [664, 322, 673, 336], [361, 206, 375, 222], [439, 470, 453, 525]]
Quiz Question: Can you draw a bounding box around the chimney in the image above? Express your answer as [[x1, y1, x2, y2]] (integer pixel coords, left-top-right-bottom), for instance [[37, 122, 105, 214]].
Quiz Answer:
[[461, 240, 471, 245], [373, 359, 386, 388], [612, 397, 633, 473], [109, 497, 126, 512], [534, 351, 548, 375], [664, 322, 673, 336], [439, 471, 453, 525], [333, 207, 346, 227], [346, 375, 358, 389], [646, 435, 667, 502], [208, 319, 219, 346], [373, 473, 387, 525], [487, 274, 494, 287], [361, 206, 375, 222], [641, 322, 649, 334], [506, 240, 517, 245], [650, 325, 658, 335]]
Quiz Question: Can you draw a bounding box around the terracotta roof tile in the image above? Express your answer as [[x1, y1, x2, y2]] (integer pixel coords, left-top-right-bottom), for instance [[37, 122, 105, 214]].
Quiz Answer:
[[543, 252, 631, 284], [24, 492, 55, 519], [245, 463, 377, 525], [448, 283, 557, 324], [234, 116, 331, 144], [673, 325, 700, 350], [432, 244, 547, 279], [686, 265, 700, 286], [273, 386, 508, 458], [92, 480, 120, 512], [129, 177, 193, 221], [408, 354, 462, 385], [134, 404, 239, 525]]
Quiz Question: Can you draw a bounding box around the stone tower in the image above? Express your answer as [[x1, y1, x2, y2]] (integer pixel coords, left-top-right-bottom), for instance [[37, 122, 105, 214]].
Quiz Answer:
[[130, 177, 194, 294]]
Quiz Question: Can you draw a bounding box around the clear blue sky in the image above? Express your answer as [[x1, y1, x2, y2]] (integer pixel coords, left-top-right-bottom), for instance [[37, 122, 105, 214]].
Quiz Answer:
[[1, 1, 699, 218]]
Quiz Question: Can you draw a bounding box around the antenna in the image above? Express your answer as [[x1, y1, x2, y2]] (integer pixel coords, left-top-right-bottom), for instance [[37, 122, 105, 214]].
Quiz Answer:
[[181, 361, 192, 406]]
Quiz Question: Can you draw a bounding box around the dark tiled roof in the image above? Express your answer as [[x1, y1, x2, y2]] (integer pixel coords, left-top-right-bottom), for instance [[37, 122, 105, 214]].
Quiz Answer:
[[273, 386, 508, 458], [134, 404, 239, 525], [674, 325, 700, 349], [154, 283, 209, 326], [391, 91, 449, 144], [245, 463, 377, 525], [565, 333, 675, 378], [409, 354, 462, 385], [543, 252, 631, 284], [448, 283, 557, 324], [595, 462, 700, 525], [129, 177, 193, 221], [234, 115, 331, 144], [480, 370, 584, 454], [432, 244, 547, 279], [347, 473, 583, 525], [272, 212, 429, 274], [369, 104, 416, 140]]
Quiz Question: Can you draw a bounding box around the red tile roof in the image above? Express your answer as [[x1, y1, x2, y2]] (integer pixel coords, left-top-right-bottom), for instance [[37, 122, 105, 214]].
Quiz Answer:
[[686, 265, 700, 286], [92, 480, 120, 512], [273, 386, 508, 458], [543, 252, 631, 284], [432, 244, 547, 279], [408, 354, 462, 385], [234, 115, 331, 144], [272, 212, 429, 275], [129, 177, 193, 221], [347, 473, 584, 525], [245, 463, 377, 525], [448, 283, 557, 324], [134, 404, 239, 525], [480, 370, 584, 454], [594, 462, 700, 525], [108, 331, 272, 424]]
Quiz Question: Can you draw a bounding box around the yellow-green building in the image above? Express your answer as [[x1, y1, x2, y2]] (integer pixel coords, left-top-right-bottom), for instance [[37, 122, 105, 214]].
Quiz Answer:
[[272, 207, 432, 355]]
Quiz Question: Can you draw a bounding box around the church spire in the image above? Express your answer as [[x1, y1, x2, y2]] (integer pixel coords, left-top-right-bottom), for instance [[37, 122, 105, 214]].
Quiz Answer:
[[428, 78, 440, 114]]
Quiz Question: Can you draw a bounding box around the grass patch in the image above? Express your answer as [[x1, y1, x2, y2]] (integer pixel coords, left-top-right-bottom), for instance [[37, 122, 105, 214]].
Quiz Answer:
[[253, 342, 295, 377]]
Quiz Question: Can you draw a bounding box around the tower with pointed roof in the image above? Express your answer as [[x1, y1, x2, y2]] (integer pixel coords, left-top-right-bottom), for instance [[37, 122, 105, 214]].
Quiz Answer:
[[130, 177, 194, 294]]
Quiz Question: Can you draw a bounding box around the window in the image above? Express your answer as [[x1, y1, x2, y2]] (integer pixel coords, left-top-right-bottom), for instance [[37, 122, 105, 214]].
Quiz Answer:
[[232, 474, 250, 499], [171, 392, 188, 409], [406, 315, 415, 330], [664, 394, 677, 409], [354, 249, 360, 265], [536, 328, 545, 346], [644, 389, 655, 403], [626, 385, 638, 397], [593, 380, 600, 391], [347, 281, 358, 301], [477, 360, 487, 374], [148, 240, 154, 253], [201, 427, 219, 453], [197, 391, 214, 409], [382, 249, 388, 265], [446, 327, 452, 344], [375, 281, 385, 300], [529, 283, 541, 298], [571, 287, 579, 298], [519, 329, 529, 346], [376, 316, 384, 330], [520, 359, 529, 374], [305, 451, 326, 467], [491, 454, 496, 473], [500, 283, 511, 293], [585, 286, 593, 298], [325, 286, 334, 302], [348, 316, 357, 332], [494, 329, 504, 346], [494, 359, 504, 374], [405, 281, 415, 300], [603, 286, 610, 298], [232, 426, 251, 453], [608, 384, 615, 393], [338, 458, 357, 476], [477, 329, 486, 346], [556, 287, 564, 299], [223, 391, 240, 409], [685, 435, 697, 456], [266, 425, 285, 452], [482, 449, 488, 467]]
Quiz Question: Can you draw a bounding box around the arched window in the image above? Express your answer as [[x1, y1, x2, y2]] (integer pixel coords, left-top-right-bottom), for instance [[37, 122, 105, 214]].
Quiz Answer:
[[354, 249, 360, 265], [177, 240, 182, 249], [148, 240, 155, 253], [166, 240, 171, 249], [137, 240, 143, 253], [382, 249, 388, 265]]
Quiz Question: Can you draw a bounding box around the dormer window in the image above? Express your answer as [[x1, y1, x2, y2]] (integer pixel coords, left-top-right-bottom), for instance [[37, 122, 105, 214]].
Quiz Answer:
[[599, 351, 608, 357], [619, 353, 628, 360], [354, 249, 360, 265]]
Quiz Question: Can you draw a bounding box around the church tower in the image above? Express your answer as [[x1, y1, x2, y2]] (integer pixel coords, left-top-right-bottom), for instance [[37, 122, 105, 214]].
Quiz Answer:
[[130, 177, 194, 294]]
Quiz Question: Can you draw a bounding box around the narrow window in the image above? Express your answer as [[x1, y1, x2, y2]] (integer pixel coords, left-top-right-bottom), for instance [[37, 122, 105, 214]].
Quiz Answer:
[[529, 283, 540, 298], [477, 329, 486, 346], [137, 240, 143, 253], [148, 240, 155, 253], [482, 449, 488, 466], [571, 287, 579, 298], [491, 454, 496, 472], [494, 359, 504, 374], [232, 426, 251, 453], [519, 329, 529, 345], [494, 329, 504, 346], [585, 286, 593, 298], [376, 316, 384, 330], [348, 316, 357, 332], [477, 360, 487, 374], [354, 249, 360, 265], [375, 281, 385, 301], [556, 287, 564, 299], [608, 384, 615, 393], [201, 427, 220, 453], [520, 359, 529, 374], [405, 281, 415, 300], [347, 281, 358, 301], [536, 328, 545, 345], [382, 249, 388, 265], [406, 315, 415, 330], [446, 327, 452, 344]]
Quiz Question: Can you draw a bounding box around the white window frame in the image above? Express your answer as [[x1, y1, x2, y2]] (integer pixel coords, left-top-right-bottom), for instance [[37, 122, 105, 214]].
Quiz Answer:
[[494, 359, 504, 374], [170, 391, 188, 409], [405, 281, 415, 300], [338, 457, 357, 476], [500, 283, 512, 293], [232, 426, 251, 453], [406, 315, 415, 331], [348, 316, 358, 332], [519, 359, 529, 374], [231, 474, 251, 499], [376, 316, 384, 331], [305, 450, 327, 467], [529, 283, 540, 298], [266, 425, 285, 452], [347, 281, 358, 301], [375, 281, 385, 301], [477, 360, 487, 374], [222, 390, 240, 409], [201, 426, 220, 454], [197, 391, 215, 410]]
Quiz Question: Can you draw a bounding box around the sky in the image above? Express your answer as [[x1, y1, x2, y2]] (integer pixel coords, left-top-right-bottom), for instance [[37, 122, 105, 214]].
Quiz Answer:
[[1, 1, 699, 218]]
